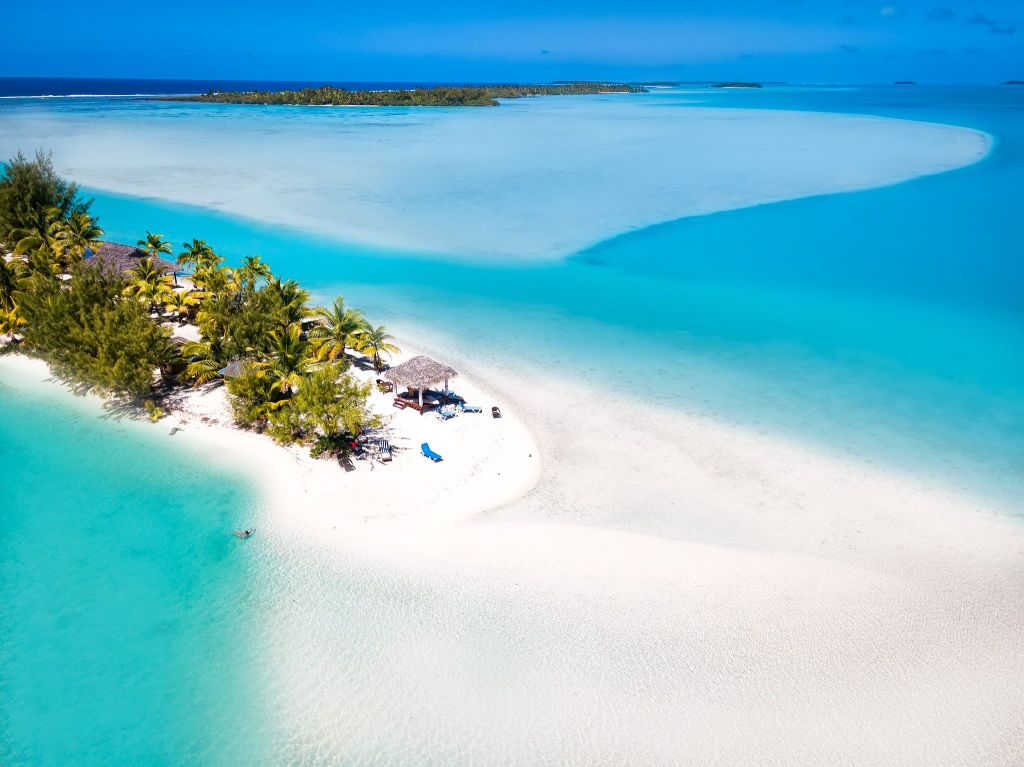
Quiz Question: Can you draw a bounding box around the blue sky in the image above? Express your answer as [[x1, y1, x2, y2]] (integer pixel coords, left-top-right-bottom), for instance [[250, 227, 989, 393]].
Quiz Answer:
[[3, 1, 1020, 83]]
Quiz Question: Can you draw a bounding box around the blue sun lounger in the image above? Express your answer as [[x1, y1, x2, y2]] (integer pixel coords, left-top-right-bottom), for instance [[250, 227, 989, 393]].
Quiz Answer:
[[457, 402, 482, 413], [421, 442, 443, 462]]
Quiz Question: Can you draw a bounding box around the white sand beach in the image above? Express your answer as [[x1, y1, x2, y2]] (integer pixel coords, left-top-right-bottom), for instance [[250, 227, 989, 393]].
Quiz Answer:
[[4, 325, 1020, 763]]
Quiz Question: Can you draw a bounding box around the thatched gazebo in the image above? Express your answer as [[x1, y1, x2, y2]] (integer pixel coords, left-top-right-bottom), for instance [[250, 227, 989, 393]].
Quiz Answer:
[[383, 355, 458, 413], [87, 242, 178, 280]]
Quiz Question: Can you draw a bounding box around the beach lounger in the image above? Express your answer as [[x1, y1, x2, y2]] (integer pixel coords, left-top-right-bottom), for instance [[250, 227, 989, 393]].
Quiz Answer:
[[458, 402, 482, 413], [392, 398, 408, 410], [378, 439, 392, 462], [376, 378, 394, 393], [421, 442, 443, 462], [437, 404, 457, 421], [491, 406, 502, 419]]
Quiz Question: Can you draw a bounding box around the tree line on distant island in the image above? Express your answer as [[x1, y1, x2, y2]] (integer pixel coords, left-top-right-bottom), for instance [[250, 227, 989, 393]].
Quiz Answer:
[[161, 82, 648, 107], [0, 151, 396, 457]]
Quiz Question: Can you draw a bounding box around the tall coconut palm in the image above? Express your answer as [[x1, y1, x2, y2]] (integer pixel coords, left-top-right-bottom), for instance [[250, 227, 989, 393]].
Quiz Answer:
[[51, 211, 103, 264], [266, 278, 310, 329], [138, 231, 173, 260], [236, 255, 272, 289], [138, 231, 178, 286], [177, 239, 216, 271], [123, 257, 174, 313], [251, 324, 318, 394], [309, 297, 365, 362], [355, 323, 400, 371], [182, 337, 228, 386]]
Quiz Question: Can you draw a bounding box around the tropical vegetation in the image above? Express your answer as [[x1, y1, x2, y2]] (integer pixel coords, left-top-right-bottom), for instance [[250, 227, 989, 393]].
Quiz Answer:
[[0, 151, 399, 457], [165, 82, 647, 107]]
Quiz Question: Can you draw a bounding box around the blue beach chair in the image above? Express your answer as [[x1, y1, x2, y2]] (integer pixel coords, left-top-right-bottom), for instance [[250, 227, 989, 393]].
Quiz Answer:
[[458, 402, 482, 413], [421, 442, 443, 462]]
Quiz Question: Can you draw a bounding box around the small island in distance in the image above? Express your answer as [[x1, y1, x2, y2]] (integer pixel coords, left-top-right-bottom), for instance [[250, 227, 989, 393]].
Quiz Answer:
[[160, 82, 647, 107], [712, 82, 763, 89], [1005, 80, 1023, 85]]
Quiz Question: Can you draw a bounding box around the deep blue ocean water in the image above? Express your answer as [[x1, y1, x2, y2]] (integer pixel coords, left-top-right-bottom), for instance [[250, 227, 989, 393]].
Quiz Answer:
[[1, 84, 1022, 763]]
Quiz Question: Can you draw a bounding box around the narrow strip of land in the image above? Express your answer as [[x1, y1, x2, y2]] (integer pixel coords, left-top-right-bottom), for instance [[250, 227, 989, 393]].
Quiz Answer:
[[158, 82, 647, 107]]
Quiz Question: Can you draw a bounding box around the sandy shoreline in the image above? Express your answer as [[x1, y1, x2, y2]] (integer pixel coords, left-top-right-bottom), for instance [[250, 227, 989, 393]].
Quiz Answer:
[[0, 349, 541, 543], [3, 328, 1023, 763]]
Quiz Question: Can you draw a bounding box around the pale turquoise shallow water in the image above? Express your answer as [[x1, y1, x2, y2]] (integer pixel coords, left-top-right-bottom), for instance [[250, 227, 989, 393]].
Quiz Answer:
[[0, 370, 270, 764], [1, 85, 1022, 763]]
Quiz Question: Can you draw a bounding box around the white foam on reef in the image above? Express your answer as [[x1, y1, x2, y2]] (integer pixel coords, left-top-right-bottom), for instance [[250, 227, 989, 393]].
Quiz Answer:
[[0, 93, 989, 261]]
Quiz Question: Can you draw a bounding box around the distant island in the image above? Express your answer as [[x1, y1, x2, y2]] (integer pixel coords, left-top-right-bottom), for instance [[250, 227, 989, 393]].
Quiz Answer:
[[894, 81, 917, 85], [1005, 80, 1024, 85], [160, 83, 647, 107], [712, 82, 762, 89]]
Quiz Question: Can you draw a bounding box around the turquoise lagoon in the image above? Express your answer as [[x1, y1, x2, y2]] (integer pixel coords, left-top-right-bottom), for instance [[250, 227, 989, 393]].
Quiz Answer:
[[0, 369, 272, 764], [1, 86, 1022, 763]]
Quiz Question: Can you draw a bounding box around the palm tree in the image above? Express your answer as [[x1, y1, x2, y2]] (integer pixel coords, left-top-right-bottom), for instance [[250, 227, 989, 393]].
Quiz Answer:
[[251, 324, 318, 394], [138, 231, 173, 260], [0, 257, 26, 311], [138, 231, 178, 286], [355, 323, 400, 371], [164, 289, 203, 324], [266, 277, 310, 329], [155, 335, 185, 386], [177, 239, 216, 271], [308, 297, 365, 362], [123, 257, 174, 313], [51, 211, 103, 264], [12, 206, 63, 265], [192, 264, 235, 297], [236, 255, 271, 289], [0, 304, 26, 342], [181, 337, 228, 386]]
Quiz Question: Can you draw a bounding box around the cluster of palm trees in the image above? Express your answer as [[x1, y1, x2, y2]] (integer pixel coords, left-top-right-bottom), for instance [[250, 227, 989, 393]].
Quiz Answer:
[[0, 208, 106, 338], [309, 297, 398, 370], [3, 221, 402, 407], [12, 207, 105, 272], [121, 237, 404, 391]]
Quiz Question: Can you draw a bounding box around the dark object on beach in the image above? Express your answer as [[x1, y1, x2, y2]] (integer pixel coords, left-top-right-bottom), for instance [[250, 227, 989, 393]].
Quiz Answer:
[[231, 528, 254, 539], [376, 378, 394, 393], [421, 442, 443, 462], [491, 406, 502, 419]]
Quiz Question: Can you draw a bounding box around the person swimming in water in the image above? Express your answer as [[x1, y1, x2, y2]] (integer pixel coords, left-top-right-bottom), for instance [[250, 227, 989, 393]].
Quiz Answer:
[[231, 528, 253, 539]]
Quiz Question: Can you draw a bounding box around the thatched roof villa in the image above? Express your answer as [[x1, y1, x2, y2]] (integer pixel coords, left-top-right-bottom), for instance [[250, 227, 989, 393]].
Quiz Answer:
[[384, 355, 458, 413]]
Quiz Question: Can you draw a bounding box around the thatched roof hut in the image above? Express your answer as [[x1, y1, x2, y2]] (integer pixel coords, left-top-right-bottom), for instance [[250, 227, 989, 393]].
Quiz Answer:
[[87, 242, 178, 276], [383, 355, 457, 395]]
